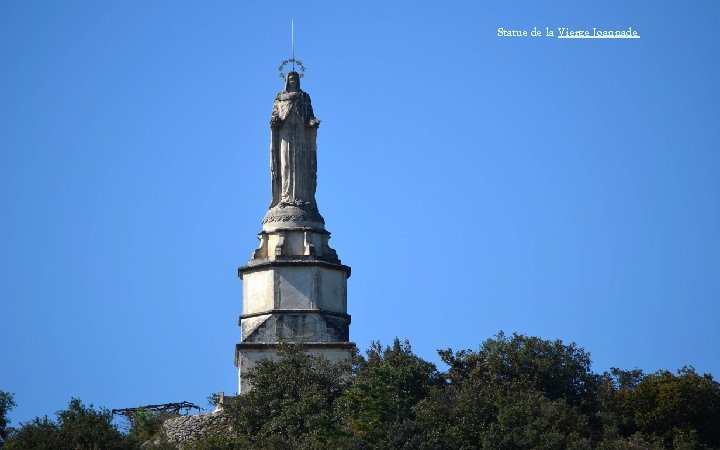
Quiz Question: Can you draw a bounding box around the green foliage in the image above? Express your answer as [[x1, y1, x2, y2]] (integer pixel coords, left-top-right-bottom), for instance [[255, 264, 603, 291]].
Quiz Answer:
[[5, 398, 128, 450], [595, 431, 666, 450], [191, 335, 720, 449], [0, 391, 16, 447], [612, 367, 720, 448], [126, 409, 170, 446], [337, 338, 441, 447], [414, 332, 605, 448], [7, 334, 720, 449], [439, 332, 598, 407], [4, 416, 61, 450], [478, 388, 592, 450], [415, 374, 499, 447], [220, 343, 354, 448], [195, 339, 440, 449]]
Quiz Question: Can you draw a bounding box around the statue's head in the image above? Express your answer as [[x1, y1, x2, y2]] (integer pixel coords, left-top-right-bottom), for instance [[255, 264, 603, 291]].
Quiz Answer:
[[285, 71, 300, 92]]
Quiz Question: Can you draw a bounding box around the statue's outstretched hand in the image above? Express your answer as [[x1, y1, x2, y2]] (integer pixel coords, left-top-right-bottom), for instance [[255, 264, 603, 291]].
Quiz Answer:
[[307, 119, 321, 128]]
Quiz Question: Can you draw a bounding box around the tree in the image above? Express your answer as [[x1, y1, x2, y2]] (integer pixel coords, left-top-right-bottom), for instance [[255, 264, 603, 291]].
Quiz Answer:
[[337, 338, 441, 448], [7, 334, 720, 448], [218, 344, 353, 449], [416, 375, 595, 449], [0, 391, 16, 448], [439, 332, 598, 408], [5, 398, 129, 450], [612, 367, 720, 448], [125, 409, 171, 447], [478, 388, 592, 449], [415, 332, 600, 448], [3, 416, 61, 450]]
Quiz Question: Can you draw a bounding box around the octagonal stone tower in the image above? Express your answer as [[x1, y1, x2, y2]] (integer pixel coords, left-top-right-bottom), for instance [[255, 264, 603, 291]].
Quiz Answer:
[[235, 70, 354, 392]]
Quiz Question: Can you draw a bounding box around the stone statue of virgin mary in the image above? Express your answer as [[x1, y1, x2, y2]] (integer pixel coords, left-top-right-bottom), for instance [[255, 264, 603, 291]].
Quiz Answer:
[[269, 71, 321, 209]]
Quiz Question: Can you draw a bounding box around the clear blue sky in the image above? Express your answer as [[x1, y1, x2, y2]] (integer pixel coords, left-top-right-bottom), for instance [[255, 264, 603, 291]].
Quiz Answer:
[[2, 0, 719, 426]]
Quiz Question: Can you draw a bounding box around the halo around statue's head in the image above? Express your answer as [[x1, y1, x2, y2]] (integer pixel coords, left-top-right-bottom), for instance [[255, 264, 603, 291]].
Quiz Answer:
[[278, 58, 305, 80]]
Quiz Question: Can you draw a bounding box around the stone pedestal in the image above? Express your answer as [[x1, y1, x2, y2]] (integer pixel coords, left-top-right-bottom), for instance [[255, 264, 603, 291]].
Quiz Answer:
[[235, 224, 352, 392]]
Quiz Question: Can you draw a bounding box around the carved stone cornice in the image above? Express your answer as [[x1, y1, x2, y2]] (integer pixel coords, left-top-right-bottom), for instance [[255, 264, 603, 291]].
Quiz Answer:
[[238, 258, 351, 279], [239, 308, 351, 324]]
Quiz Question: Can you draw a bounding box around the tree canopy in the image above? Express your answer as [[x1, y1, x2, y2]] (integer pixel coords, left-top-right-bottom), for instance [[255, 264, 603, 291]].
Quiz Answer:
[[4, 334, 720, 449], [4, 398, 127, 450], [0, 391, 16, 448]]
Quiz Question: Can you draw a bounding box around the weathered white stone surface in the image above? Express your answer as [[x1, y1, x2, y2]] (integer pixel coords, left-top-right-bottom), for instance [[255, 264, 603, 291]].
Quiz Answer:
[[242, 266, 347, 315], [240, 314, 271, 340], [158, 412, 229, 446], [253, 229, 337, 260], [243, 271, 275, 313]]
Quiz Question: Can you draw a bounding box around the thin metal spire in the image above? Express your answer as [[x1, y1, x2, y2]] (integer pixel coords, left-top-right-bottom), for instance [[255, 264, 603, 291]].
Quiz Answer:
[[291, 20, 295, 70]]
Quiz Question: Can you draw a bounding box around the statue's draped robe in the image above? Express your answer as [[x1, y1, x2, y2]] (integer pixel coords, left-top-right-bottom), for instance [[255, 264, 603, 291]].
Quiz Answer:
[[270, 90, 318, 208]]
